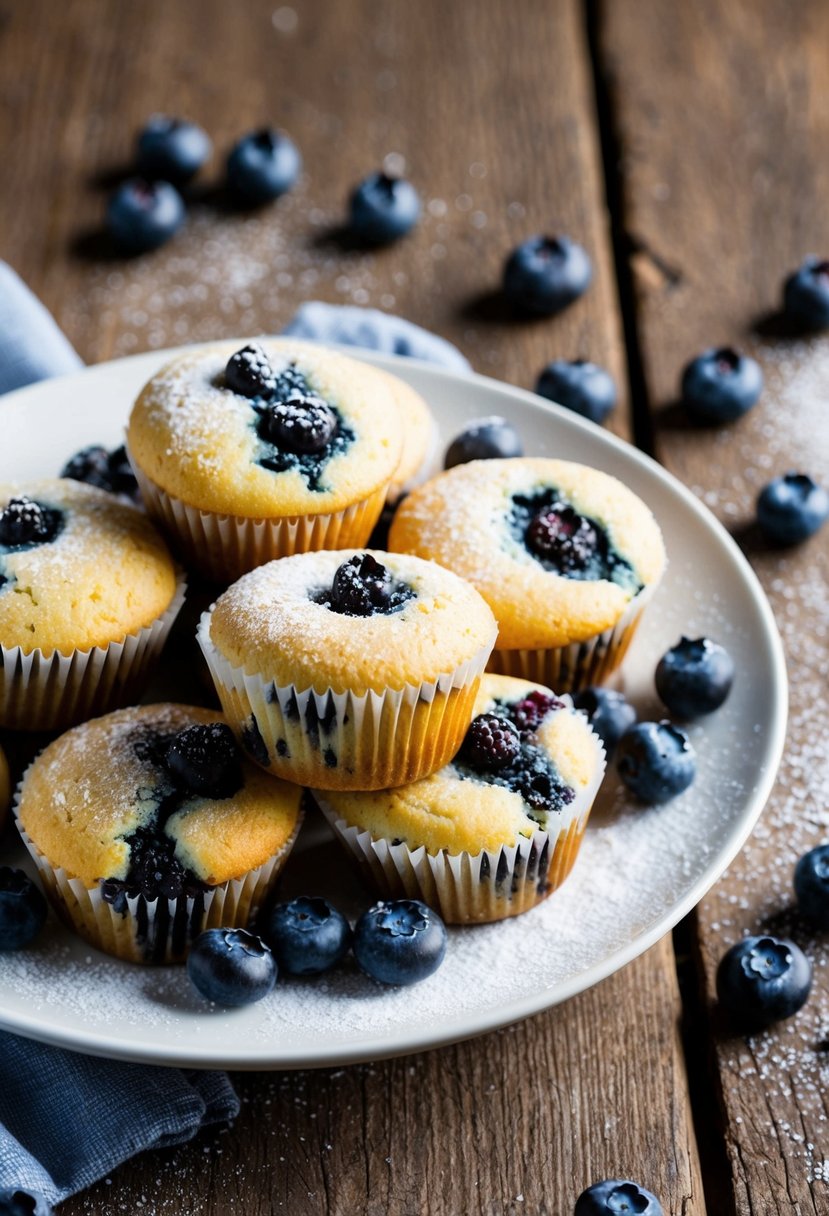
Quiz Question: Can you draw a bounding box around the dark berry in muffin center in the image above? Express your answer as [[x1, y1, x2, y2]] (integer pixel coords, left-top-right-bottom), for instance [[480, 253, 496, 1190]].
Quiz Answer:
[[165, 723, 243, 799], [0, 496, 63, 549], [525, 503, 598, 572], [321, 553, 415, 617], [260, 393, 338, 454], [225, 343, 277, 400]]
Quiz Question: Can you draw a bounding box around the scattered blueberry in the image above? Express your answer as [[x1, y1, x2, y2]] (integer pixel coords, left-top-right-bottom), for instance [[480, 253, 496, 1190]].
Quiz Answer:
[[525, 505, 597, 572], [794, 845, 829, 929], [444, 416, 523, 468], [349, 172, 420, 243], [572, 688, 636, 759], [756, 473, 829, 545], [510, 690, 563, 736], [225, 343, 277, 400], [783, 256, 829, 330], [61, 444, 139, 498], [353, 899, 447, 986], [0, 868, 48, 952], [716, 935, 812, 1030], [616, 722, 696, 804], [503, 235, 592, 316], [261, 896, 352, 975], [655, 637, 734, 719], [535, 359, 617, 425], [460, 713, 521, 771], [165, 723, 243, 799], [327, 553, 412, 617], [106, 178, 184, 253], [261, 394, 338, 454], [226, 128, 301, 205], [0, 497, 61, 547], [680, 347, 763, 424], [575, 1179, 664, 1215], [136, 115, 212, 184], [187, 927, 277, 1006]]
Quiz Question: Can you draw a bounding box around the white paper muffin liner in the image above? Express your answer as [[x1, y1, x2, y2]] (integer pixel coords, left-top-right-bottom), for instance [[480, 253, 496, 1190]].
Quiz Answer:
[[13, 782, 303, 965], [487, 581, 657, 693], [197, 610, 496, 791], [314, 725, 606, 924], [131, 461, 389, 584], [0, 571, 187, 732]]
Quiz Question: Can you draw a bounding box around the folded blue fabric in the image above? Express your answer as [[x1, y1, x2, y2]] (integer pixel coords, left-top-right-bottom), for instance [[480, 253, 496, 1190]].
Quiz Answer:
[[0, 264, 82, 394]]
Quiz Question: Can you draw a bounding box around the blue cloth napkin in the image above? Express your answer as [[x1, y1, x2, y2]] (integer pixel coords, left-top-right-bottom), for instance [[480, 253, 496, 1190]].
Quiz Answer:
[[0, 264, 82, 394]]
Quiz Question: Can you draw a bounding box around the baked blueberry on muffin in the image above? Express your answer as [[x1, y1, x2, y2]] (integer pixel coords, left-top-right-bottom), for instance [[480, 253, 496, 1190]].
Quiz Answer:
[[127, 339, 406, 581], [15, 704, 303, 964], [0, 479, 184, 730], [389, 457, 666, 692], [315, 673, 606, 923], [198, 549, 498, 790]]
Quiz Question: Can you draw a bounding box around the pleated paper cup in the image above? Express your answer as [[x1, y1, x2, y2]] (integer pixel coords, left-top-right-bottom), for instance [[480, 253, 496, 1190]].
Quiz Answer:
[[13, 785, 303, 965], [0, 571, 186, 732], [487, 582, 655, 694], [132, 462, 388, 584], [313, 728, 606, 924], [197, 610, 495, 791]]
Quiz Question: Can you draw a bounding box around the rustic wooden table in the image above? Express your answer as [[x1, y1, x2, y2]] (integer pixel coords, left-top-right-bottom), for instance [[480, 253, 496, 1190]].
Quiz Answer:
[[3, 0, 829, 1212]]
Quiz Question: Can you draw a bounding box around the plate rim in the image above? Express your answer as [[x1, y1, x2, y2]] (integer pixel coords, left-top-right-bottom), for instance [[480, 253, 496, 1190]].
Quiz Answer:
[[0, 344, 789, 1069]]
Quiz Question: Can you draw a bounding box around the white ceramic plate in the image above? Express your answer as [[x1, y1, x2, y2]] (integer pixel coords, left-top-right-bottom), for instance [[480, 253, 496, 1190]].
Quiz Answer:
[[0, 347, 787, 1069]]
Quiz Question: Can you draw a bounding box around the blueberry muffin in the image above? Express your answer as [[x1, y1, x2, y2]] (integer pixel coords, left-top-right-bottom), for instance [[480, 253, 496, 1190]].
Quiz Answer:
[[0, 480, 184, 730], [15, 704, 303, 964], [389, 457, 666, 692], [315, 674, 605, 923], [198, 549, 498, 791], [127, 338, 405, 581]]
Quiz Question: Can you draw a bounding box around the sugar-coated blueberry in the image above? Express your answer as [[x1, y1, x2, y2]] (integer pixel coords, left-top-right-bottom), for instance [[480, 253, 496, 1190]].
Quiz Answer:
[[616, 722, 696, 804], [716, 935, 812, 1030], [165, 723, 243, 800], [225, 343, 277, 400], [0, 497, 60, 548], [262, 395, 338, 454], [572, 688, 636, 759], [261, 896, 352, 975], [0, 868, 48, 952], [680, 347, 763, 423], [354, 899, 447, 986], [460, 713, 521, 771], [136, 115, 212, 184], [535, 359, 617, 425], [444, 416, 523, 468], [794, 845, 829, 929], [525, 505, 597, 572], [756, 473, 829, 545], [226, 128, 301, 205], [106, 178, 185, 253], [575, 1179, 664, 1215], [503, 235, 592, 316], [187, 927, 277, 1006], [783, 256, 829, 330], [655, 636, 734, 719], [349, 172, 420, 243]]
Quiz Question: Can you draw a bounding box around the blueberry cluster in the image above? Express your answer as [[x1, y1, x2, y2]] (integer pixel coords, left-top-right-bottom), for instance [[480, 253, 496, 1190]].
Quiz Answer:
[[317, 553, 415, 618], [0, 497, 62, 550], [60, 444, 139, 499]]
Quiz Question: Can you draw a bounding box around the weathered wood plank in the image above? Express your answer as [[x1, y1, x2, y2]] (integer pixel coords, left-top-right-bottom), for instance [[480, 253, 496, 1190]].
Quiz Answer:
[[601, 1, 829, 1211]]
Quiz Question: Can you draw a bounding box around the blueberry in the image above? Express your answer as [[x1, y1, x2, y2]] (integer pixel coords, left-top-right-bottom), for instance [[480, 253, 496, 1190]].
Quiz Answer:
[[261, 395, 338, 454], [106, 179, 184, 254], [509, 690, 563, 736], [756, 473, 829, 545], [783, 256, 829, 330], [655, 636, 734, 719], [460, 713, 521, 771], [226, 128, 301, 205], [503, 235, 592, 316], [525, 505, 597, 572], [61, 444, 139, 498], [0, 497, 60, 547], [329, 554, 399, 617], [575, 1179, 664, 1215], [0, 868, 47, 951], [716, 935, 812, 1030], [349, 172, 420, 243], [535, 359, 617, 425], [616, 722, 696, 804], [572, 688, 636, 759], [261, 896, 352, 975], [225, 343, 277, 400], [354, 899, 447, 986], [165, 723, 243, 799], [794, 845, 829, 928], [444, 416, 523, 469], [680, 347, 763, 424], [187, 927, 276, 1006], [136, 115, 212, 184]]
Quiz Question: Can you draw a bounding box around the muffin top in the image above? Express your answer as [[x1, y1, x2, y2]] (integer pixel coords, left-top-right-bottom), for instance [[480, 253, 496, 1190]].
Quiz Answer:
[[380, 370, 437, 500], [127, 338, 404, 517], [204, 549, 498, 695], [16, 704, 303, 894], [389, 457, 666, 648], [317, 673, 605, 852], [0, 480, 178, 655]]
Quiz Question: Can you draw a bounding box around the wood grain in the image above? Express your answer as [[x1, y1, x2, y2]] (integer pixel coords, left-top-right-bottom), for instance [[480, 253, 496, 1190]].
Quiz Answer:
[[600, 1, 829, 1211]]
